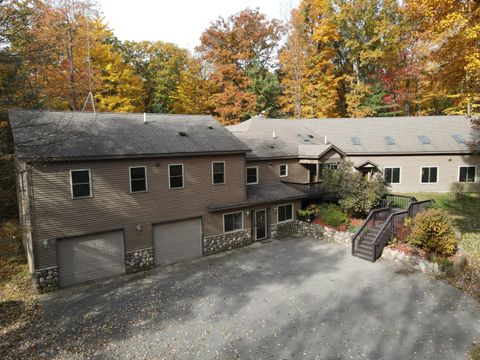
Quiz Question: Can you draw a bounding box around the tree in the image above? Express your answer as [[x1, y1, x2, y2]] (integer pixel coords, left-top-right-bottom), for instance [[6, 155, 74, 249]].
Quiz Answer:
[[198, 8, 282, 123]]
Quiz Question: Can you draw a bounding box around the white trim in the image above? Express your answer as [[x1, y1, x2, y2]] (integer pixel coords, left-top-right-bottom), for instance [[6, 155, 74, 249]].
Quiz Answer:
[[212, 161, 226, 185], [129, 166, 148, 193], [70, 169, 92, 199], [223, 211, 244, 234], [420, 166, 439, 184], [279, 164, 288, 177], [168, 163, 184, 189], [254, 208, 268, 240], [458, 165, 477, 183], [277, 203, 294, 223], [383, 166, 401, 184], [246, 166, 259, 185]]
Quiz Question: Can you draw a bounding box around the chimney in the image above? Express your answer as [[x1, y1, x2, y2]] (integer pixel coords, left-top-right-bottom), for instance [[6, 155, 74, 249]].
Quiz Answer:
[[324, 136, 328, 145], [143, 112, 148, 124]]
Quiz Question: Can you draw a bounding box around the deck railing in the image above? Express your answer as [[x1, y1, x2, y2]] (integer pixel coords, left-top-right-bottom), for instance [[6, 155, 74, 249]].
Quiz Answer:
[[384, 194, 418, 209], [281, 181, 324, 197]]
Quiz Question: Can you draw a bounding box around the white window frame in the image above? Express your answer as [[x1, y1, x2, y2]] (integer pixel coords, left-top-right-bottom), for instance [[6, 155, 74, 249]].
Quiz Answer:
[[70, 169, 92, 199], [212, 161, 226, 185], [458, 166, 477, 183], [420, 166, 439, 184], [246, 166, 259, 185], [383, 166, 401, 184], [277, 203, 294, 223], [223, 211, 244, 234], [325, 162, 339, 170], [129, 166, 148, 193], [168, 163, 184, 189], [279, 164, 288, 177]]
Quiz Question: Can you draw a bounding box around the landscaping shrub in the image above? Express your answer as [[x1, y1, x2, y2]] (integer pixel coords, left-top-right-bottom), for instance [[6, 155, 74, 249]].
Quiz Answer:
[[406, 209, 458, 256], [320, 204, 349, 227], [322, 160, 389, 217], [306, 203, 321, 216]]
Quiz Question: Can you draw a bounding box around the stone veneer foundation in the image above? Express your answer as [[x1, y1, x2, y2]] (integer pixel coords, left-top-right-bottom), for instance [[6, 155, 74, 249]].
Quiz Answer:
[[33, 267, 59, 293], [203, 229, 252, 255], [125, 248, 154, 273]]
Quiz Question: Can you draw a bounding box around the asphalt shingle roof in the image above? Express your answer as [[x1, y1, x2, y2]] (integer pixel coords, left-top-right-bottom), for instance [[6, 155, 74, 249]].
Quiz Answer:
[[9, 110, 250, 160], [228, 116, 480, 159]]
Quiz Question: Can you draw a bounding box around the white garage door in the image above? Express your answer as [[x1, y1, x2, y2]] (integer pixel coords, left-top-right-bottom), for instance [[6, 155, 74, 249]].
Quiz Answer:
[[153, 218, 202, 265], [57, 230, 125, 287]]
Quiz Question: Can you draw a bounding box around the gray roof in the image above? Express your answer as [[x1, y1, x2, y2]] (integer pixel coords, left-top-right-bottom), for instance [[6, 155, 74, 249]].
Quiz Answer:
[[207, 182, 306, 212], [9, 110, 250, 160], [228, 116, 480, 159]]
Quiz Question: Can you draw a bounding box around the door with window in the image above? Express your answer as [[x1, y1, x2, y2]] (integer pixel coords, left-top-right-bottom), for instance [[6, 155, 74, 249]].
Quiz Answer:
[[254, 209, 267, 240]]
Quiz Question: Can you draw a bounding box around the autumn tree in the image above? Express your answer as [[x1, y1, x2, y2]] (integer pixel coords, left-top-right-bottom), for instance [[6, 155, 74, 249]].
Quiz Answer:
[[198, 8, 282, 124]]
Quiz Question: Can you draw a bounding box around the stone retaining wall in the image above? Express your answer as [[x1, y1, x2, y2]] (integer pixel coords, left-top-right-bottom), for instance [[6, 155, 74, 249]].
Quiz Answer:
[[203, 229, 252, 255], [33, 267, 59, 293], [125, 248, 154, 273]]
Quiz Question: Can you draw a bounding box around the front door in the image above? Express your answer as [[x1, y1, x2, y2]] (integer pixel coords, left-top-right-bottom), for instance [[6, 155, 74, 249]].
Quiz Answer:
[[255, 209, 267, 240]]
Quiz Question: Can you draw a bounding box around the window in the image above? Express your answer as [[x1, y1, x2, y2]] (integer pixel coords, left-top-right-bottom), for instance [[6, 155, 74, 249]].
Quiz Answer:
[[279, 164, 288, 177], [246, 166, 258, 185], [70, 169, 91, 198], [384, 167, 400, 184], [130, 166, 147, 193], [212, 162, 225, 184], [224, 212, 243, 233], [277, 204, 293, 222], [169, 164, 184, 188], [325, 163, 338, 170], [421, 167, 438, 183], [459, 166, 476, 183]]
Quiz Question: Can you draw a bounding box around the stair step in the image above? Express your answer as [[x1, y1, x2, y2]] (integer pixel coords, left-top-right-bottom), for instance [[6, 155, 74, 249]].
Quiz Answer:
[[357, 243, 373, 251], [354, 247, 373, 257], [353, 251, 374, 262]]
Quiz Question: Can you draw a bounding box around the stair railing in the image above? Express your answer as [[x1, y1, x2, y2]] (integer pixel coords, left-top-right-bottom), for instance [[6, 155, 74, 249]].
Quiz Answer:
[[351, 204, 391, 255]]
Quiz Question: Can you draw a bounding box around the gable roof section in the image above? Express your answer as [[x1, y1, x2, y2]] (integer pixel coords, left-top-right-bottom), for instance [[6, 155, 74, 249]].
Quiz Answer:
[[9, 110, 250, 160], [228, 116, 479, 158]]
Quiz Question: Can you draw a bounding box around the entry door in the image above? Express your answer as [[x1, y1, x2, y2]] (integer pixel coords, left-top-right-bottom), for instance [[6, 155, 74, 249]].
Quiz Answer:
[[255, 209, 267, 240]]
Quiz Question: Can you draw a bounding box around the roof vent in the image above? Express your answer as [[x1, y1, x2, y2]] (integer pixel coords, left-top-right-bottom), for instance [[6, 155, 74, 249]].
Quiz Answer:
[[273, 131, 277, 139], [178, 131, 187, 137], [384, 136, 396, 145], [452, 134, 466, 144], [208, 126, 214, 130], [270, 145, 275, 149], [418, 135, 431, 144], [351, 136, 361, 145], [143, 112, 148, 124], [307, 134, 314, 138]]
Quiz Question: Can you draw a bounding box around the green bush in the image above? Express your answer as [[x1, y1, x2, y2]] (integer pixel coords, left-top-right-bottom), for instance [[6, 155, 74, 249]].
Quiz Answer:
[[297, 209, 314, 217], [322, 160, 389, 217], [320, 204, 349, 227], [406, 209, 458, 256], [306, 203, 322, 216]]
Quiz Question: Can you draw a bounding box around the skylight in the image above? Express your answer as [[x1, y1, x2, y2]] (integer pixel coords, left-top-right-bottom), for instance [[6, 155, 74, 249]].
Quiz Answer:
[[452, 134, 466, 144], [384, 136, 396, 145], [418, 135, 431, 144], [351, 137, 361, 145]]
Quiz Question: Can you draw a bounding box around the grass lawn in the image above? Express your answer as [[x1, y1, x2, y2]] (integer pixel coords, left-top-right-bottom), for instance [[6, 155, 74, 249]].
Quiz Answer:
[[403, 192, 480, 299], [0, 220, 39, 357]]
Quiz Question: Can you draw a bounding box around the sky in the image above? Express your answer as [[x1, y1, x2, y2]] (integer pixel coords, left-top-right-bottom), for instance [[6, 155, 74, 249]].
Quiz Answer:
[[99, 0, 300, 50]]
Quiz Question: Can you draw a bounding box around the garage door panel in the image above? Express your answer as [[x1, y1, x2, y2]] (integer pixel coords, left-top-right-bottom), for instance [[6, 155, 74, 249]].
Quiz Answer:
[[154, 218, 202, 265], [58, 230, 125, 287]]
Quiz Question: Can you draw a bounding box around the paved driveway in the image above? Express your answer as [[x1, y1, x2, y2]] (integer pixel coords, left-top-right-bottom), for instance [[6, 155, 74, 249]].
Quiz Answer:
[[35, 236, 479, 359]]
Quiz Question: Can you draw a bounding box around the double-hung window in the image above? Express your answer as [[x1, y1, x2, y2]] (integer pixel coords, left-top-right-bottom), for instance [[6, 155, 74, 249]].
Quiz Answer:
[[224, 212, 243, 233], [277, 204, 293, 222], [212, 162, 225, 184], [70, 169, 92, 198], [421, 167, 438, 183], [246, 166, 258, 185], [169, 164, 184, 189], [459, 166, 476, 183], [384, 167, 400, 184], [130, 166, 147, 193], [279, 164, 288, 177]]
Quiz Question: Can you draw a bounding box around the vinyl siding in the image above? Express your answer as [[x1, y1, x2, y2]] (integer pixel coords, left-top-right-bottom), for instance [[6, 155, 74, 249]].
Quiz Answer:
[[31, 154, 246, 269], [350, 154, 480, 192], [246, 159, 309, 184]]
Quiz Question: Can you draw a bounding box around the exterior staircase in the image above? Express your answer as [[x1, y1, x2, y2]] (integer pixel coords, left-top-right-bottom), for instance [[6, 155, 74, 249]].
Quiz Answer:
[[352, 195, 434, 262]]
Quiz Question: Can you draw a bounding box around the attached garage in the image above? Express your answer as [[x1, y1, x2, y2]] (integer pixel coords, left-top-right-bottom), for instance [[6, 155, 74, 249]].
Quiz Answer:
[[153, 218, 202, 265], [57, 230, 125, 287]]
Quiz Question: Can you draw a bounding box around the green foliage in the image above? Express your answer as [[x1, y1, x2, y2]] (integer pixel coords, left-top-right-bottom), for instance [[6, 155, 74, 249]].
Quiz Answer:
[[322, 160, 389, 217], [319, 203, 349, 227], [406, 209, 458, 256], [297, 209, 314, 217], [306, 203, 322, 216]]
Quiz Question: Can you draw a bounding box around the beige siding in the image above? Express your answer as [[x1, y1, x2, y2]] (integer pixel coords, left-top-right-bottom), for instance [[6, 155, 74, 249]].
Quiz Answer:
[[31, 154, 246, 269], [246, 159, 309, 184], [350, 154, 480, 192]]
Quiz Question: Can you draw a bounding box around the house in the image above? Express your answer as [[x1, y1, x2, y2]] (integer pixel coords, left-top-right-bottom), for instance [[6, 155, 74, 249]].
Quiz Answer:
[[228, 116, 480, 193], [9, 110, 479, 292]]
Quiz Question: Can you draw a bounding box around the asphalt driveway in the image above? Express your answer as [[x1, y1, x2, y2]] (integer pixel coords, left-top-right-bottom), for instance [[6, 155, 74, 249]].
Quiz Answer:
[[32, 235, 480, 359]]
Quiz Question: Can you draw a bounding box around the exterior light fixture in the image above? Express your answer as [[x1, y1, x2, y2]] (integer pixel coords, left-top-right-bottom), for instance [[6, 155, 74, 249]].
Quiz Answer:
[[136, 225, 143, 234]]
